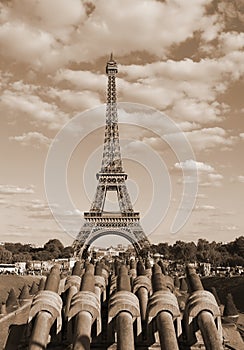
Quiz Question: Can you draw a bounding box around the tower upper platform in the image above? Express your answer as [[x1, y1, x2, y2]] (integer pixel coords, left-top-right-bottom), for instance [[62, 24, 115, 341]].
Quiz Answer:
[[106, 53, 118, 75]]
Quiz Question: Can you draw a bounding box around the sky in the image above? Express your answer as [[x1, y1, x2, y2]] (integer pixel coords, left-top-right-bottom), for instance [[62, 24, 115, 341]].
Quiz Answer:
[[0, 0, 243, 248]]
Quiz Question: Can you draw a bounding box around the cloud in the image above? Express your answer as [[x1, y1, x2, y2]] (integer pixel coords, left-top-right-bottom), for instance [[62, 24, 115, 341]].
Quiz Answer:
[[240, 133, 244, 139], [0, 22, 55, 66], [48, 87, 101, 110], [217, 1, 244, 32], [120, 53, 244, 99], [0, 0, 87, 71], [10, 80, 39, 94], [170, 100, 227, 123], [0, 185, 34, 195], [0, 0, 221, 70], [208, 173, 224, 181], [23, 199, 53, 220], [138, 124, 235, 158], [23, 199, 82, 223], [0, 198, 7, 205], [9, 0, 87, 32], [9, 132, 51, 147], [117, 53, 243, 124], [174, 159, 214, 172], [54, 69, 105, 91], [195, 205, 216, 210], [1, 90, 69, 129], [219, 32, 244, 54], [174, 159, 224, 187], [184, 127, 234, 151], [237, 175, 244, 183], [230, 175, 244, 183], [200, 181, 222, 188], [120, 58, 224, 84], [225, 225, 239, 231]]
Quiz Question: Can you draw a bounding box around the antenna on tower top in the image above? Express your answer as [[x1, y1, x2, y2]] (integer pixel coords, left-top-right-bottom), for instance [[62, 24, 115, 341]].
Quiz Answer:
[[110, 52, 114, 61]]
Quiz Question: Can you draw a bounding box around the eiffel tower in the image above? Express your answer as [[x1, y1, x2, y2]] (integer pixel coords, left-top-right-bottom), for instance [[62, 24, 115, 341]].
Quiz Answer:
[[73, 54, 150, 257]]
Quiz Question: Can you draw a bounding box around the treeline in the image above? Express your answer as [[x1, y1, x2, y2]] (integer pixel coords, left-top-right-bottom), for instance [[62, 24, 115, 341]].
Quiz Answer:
[[0, 236, 243, 267], [145, 236, 244, 267], [0, 239, 74, 263]]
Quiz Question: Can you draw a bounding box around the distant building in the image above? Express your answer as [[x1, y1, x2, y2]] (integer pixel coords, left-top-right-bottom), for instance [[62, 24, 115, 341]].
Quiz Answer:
[[199, 262, 211, 276], [53, 258, 76, 270], [0, 263, 17, 274], [15, 262, 26, 275], [90, 244, 131, 258]]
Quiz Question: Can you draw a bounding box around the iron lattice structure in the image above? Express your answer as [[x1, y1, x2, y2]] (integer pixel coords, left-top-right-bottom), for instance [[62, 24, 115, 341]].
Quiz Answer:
[[73, 55, 150, 257]]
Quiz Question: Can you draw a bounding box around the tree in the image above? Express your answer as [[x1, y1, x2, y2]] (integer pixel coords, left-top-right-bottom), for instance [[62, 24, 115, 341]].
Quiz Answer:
[[172, 241, 196, 262], [4, 242, 23, 254], [0, 247, 12, 263], [232, 236, 244, 258], [60, 246, 74, 258], [149, 244, 159, 255], [197, 239, 211, 262], [32, 250, 53, 261], [184, 242, 197, 262], [12, 252, 32, 262], [172, 241, 186, 261], [44, 239, 64, 258], [157, 243, 170, 258]]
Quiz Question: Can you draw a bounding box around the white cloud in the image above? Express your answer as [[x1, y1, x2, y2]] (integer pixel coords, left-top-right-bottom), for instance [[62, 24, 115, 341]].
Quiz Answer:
[[219, 32, 244, 54], [9, 0, 87, 32], [184, 127, 234, 151], [226, 225, 239, 231], [174, 159, 214, 172], [54, 70, 105, 91], [200, 181, 222, 187], [208, 173, 224, 181], [0, 0, 87, 70], [0, 198, 7, 205], [120, 58, 224, 83], [174, 159, 224, 188], [197, 193, 207, 199], [0, 22, 55, 66], [10, 80, 39, 94], [170, 100, 226, 123], [9, 132, 51, 147], [237, 175, 244, 183], [1, 90, 69, 129], [0, 0, 219, 69], [0, 185, 34, 195], [119, 52, 243, 124], [48, 87, 101, 110], [195, 205, 216, 210]]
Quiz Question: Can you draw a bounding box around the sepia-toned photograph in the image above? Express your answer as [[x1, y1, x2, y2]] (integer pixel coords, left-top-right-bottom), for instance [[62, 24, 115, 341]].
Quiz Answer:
[[0, 1, 243, 349]]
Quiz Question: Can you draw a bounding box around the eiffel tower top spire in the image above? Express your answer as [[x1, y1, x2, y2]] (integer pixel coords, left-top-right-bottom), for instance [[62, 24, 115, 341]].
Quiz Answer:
[[100, 54, 123, 174]]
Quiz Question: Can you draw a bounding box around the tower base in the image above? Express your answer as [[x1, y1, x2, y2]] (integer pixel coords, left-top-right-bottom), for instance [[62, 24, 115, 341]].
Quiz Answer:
[[73, 212, 150, 258]]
